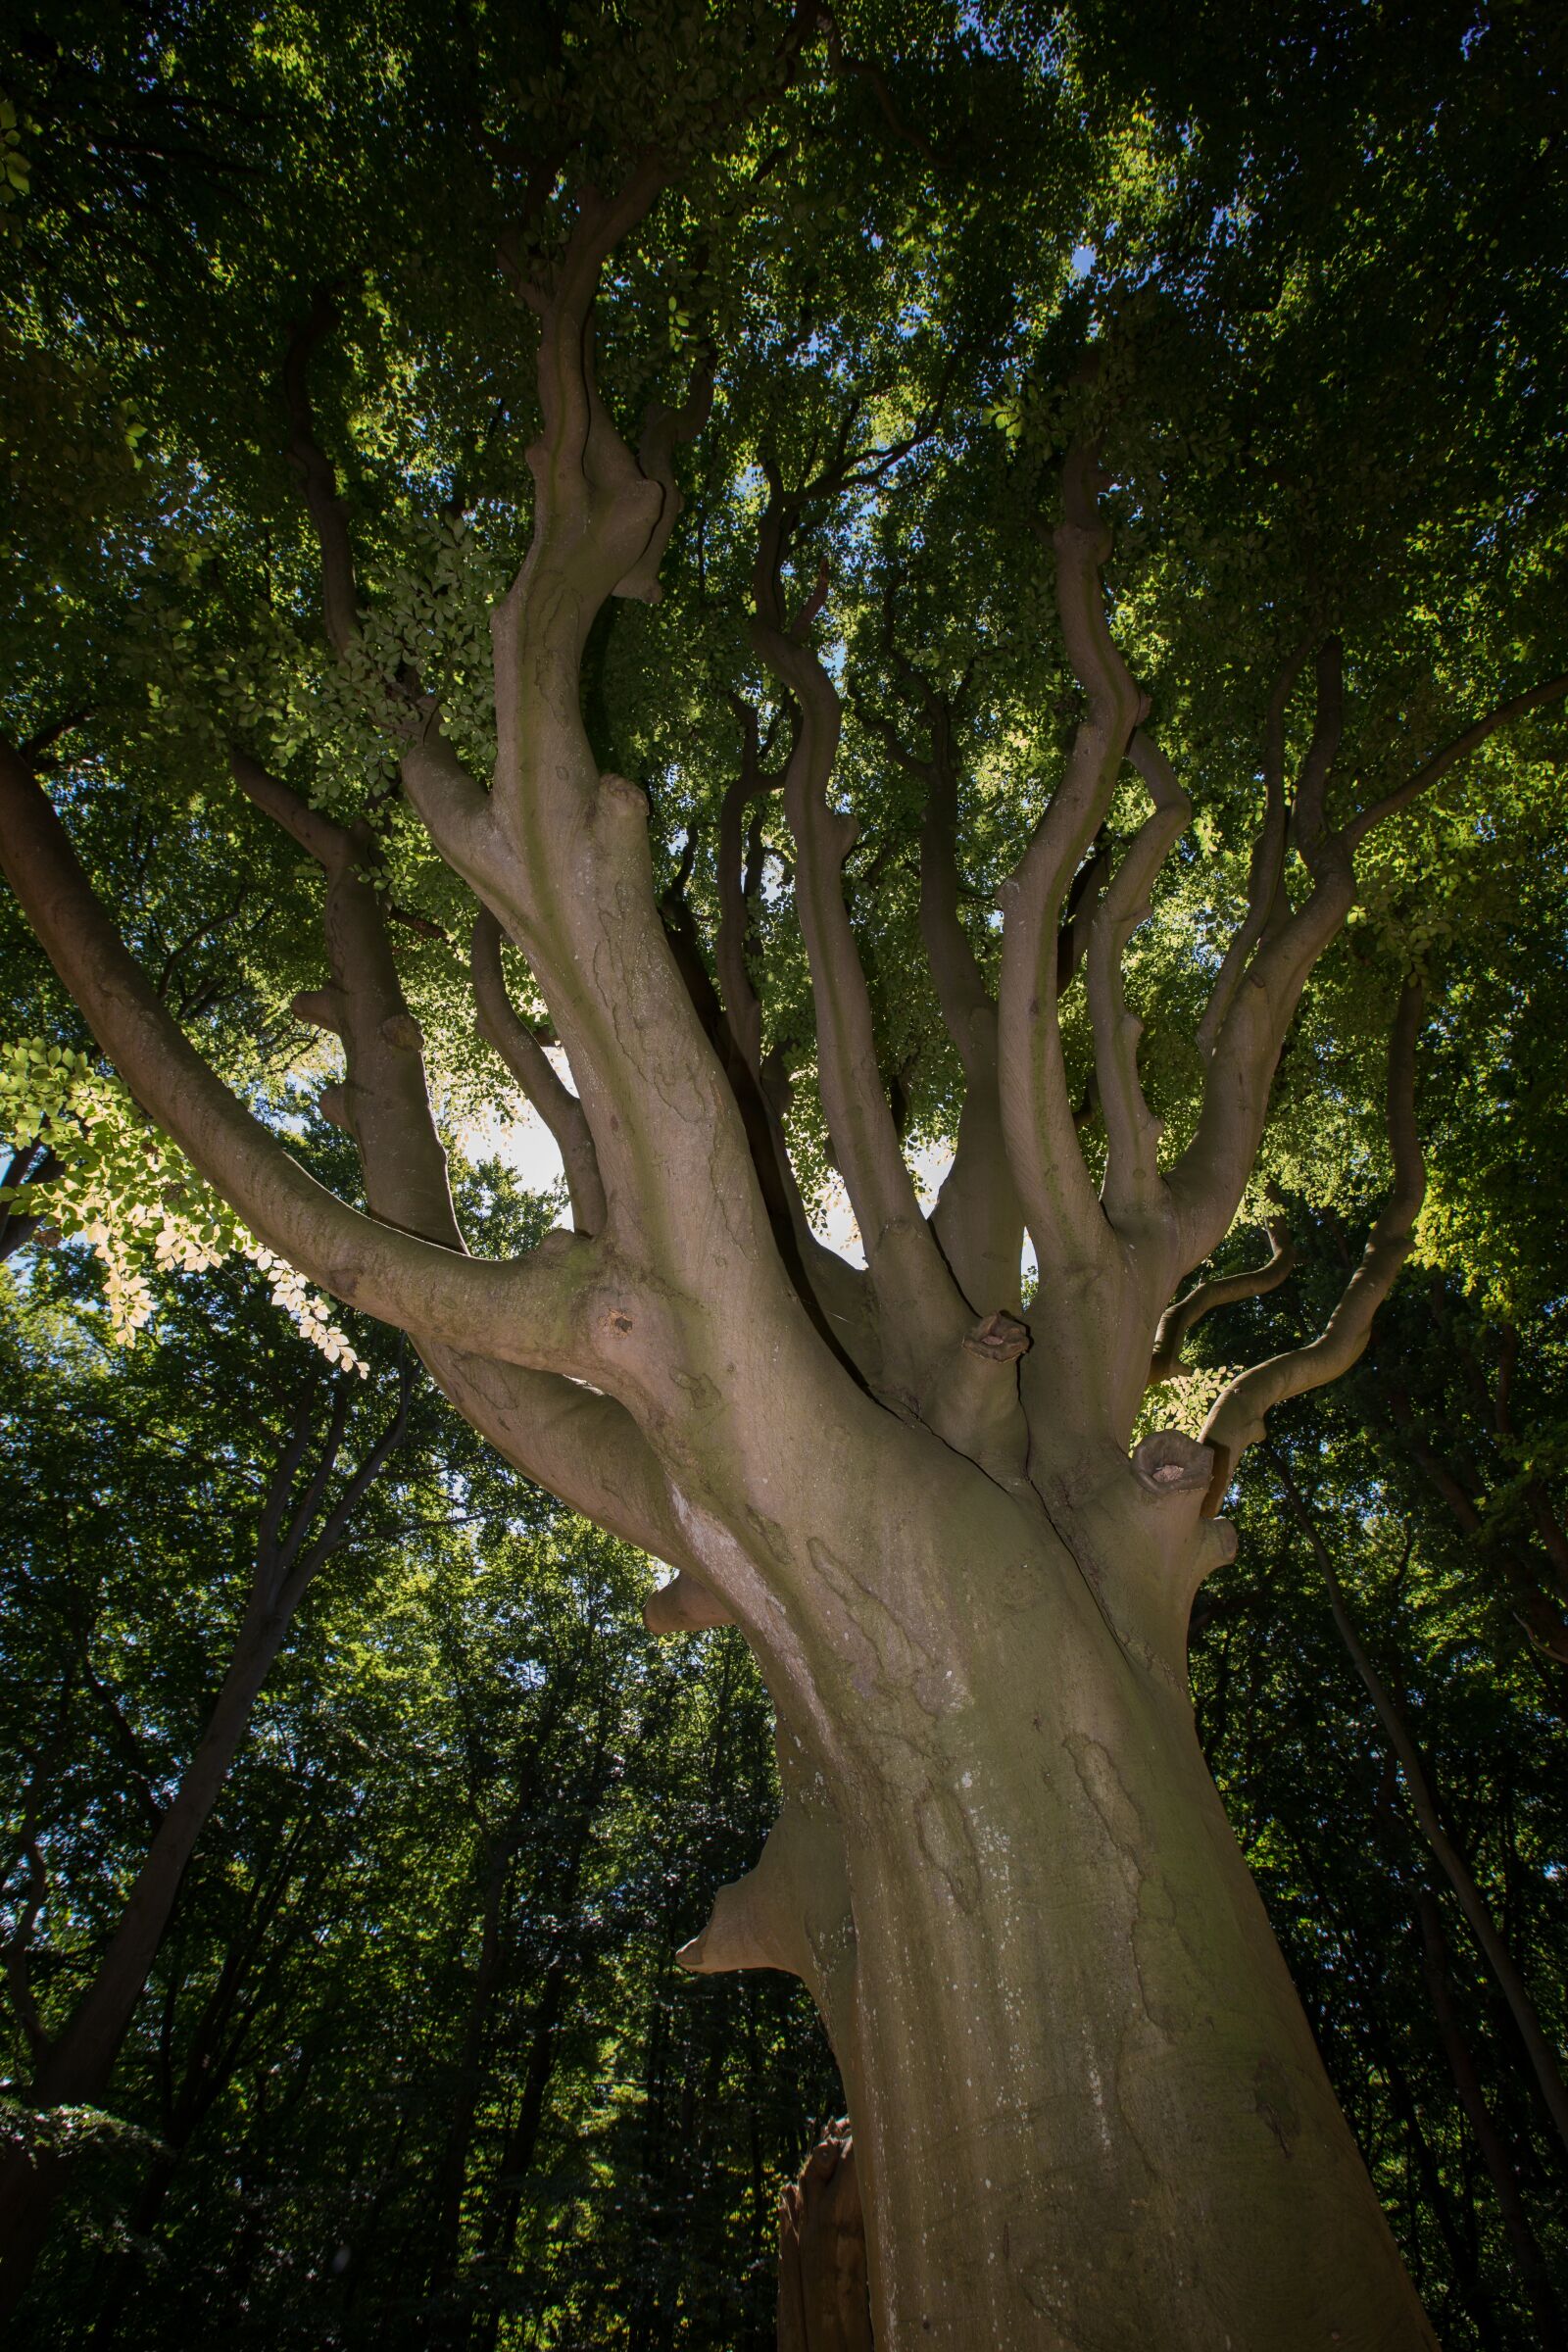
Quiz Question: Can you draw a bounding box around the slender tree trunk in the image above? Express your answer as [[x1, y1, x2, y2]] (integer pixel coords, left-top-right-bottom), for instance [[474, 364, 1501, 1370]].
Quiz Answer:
[[788, 1526, 1438, 2351], [0, 1610, 286, 2318], [466, 1959, 572, 2352], [1415, 1888, 1565, 2350]]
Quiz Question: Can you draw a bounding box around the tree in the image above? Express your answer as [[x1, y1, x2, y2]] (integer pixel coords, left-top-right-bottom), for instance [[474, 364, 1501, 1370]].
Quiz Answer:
[[0, 1236, 835, 2351], [0, 1200, 430, 2311], [2, 3, 1566, 2341]]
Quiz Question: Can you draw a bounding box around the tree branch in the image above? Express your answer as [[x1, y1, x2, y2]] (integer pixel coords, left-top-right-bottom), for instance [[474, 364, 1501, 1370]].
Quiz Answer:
[[1346, 674, 1568, 852], [714, 697, 778, 1077], [1169, 641, 1358, 1274], [752, 481, 967, 1379], [1088, 727, 1190, 1234], [0, 737, 591, 1370], [1148, 1203, 1296, 1387], [1196, 646, 1306, 1063], [996, 443, 1146, 1289], [231, 749, 462, 1250], [470, 907, 606, 1234], [1200, 982, 1425, 1512]]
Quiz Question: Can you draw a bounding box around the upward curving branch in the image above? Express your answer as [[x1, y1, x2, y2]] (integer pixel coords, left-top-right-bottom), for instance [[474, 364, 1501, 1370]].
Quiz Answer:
[[0, 737, 593, 1372], [752, 477, 969, 1383], [469, 908, 606, 1235], [1149, 1202, 1296, 1388], [1196, 646, 1306, 1063], [1088, 729, 1190, 1236], [1200, 981, 1425, 1513], [997, 444, 1146, 1291]]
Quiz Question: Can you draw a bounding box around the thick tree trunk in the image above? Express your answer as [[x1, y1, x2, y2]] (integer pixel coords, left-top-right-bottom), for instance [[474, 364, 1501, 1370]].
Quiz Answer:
[[791, 1524, 1439, 2352]]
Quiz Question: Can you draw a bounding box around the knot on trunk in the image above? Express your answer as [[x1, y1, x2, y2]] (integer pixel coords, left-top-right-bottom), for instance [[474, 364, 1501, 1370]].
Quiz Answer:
[[643, 1570, 734, 1636], [599, 771, 650, 820], [675, 1793, 851, 1990], [1131, 1428, 1213, 1496], [379, 1009, 423, 1053], [291, 986, 344, 1037], [318, 1081, 352, 1133], [778, 2119, 872, 2352], [962, 1308, 1032, 1364]]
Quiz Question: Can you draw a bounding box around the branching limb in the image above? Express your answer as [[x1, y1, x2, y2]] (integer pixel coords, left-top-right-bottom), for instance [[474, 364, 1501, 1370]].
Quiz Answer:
[[232, 750, 463, 1250], [0, 736, 593, 1369], [1181, 652, 1566, 1272], [471, 175, 800, 1346], [1200, 982, 1424, 1512], [425, 1345, 711, 1581], [1196, 646, 1306, 1063], [752, 482, 967, 1376], [1148, 1203, 1296, 1387], [1088, 728, 1190, 1234], [997, 445, 1146, 1287], [857, 650, 1026, 1312], [1171, 644, 1357, 1272], [470, 907, 606, 1233], [235, 756, 693, 1553]]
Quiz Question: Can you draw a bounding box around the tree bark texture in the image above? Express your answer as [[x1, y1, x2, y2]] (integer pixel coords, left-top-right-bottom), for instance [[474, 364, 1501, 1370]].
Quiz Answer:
[[778, 2118, 871, 2352], [700, 1478, 1437, 2350]]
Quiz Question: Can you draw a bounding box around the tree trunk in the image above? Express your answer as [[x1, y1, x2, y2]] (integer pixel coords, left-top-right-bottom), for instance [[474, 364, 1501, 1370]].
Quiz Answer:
[[0, 1612, 285, 2319], [777, 2119, 871, 2352], [771, 1520, 1439, 2352], [1415, 1887, 1564, 2349]]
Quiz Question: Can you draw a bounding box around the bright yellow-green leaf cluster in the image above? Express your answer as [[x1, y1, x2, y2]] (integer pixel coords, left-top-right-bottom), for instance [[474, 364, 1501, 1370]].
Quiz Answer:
[[0, 1039, 367, 1371]]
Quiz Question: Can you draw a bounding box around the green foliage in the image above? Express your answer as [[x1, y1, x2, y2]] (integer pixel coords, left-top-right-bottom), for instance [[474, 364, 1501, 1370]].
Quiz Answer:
[[0, 1243, 837, 2348]]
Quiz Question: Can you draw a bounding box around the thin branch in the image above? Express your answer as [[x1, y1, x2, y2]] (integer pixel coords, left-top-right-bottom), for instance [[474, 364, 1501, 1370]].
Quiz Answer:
[[997, 442, 1145, 1283], [752, 477, 966, 1370], [1149, 1204, 1296, 1387], [1088, 728, 1190, 1231], [1200, 982, 1424, 1511], [714, 697, 778, 1076], [1196, 646, 1306, 1063], [1168, 642, 1359, 1273], [281, 290, 361, 661], [231, 749, 463, 1250], [1346, 674, 1568, 852]]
